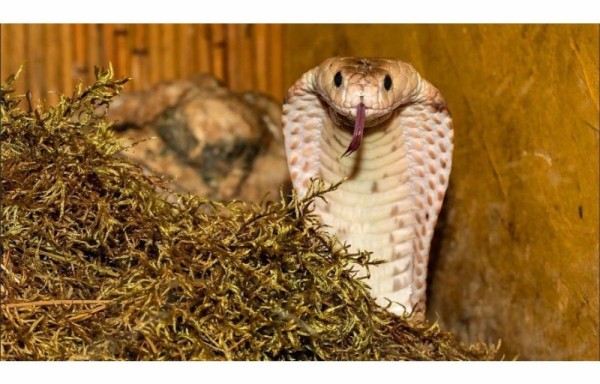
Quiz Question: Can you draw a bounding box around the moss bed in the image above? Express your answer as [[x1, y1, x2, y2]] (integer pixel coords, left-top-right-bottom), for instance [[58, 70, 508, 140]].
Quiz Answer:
[[0, 67, 497, 360]]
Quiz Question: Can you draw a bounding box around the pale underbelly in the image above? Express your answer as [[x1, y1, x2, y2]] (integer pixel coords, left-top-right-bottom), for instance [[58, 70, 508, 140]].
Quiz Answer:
[[314, 117, 419, 315]]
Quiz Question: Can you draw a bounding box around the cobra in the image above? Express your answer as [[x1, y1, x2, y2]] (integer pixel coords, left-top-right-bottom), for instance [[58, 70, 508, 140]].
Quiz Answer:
[[282, 57, 453, 317]]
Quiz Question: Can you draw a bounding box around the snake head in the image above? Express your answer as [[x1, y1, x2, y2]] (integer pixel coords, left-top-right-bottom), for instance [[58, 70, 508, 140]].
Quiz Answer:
[[314, 57, 422, 157]]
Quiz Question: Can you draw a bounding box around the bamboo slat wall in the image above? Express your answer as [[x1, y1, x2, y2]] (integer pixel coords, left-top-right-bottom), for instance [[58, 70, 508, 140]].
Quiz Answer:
[[0, 24, 284, 104]]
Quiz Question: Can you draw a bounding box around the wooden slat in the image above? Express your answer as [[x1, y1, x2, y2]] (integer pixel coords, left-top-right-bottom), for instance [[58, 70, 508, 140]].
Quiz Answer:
[[210, 24, 226, 82], [226, 24, 240, 90], [43, 24, 60, 104], [253, 24, 268, 95], [177, 24, 192, 78], [239, 24, 255, 91], [26, 24, 41, 102], [60, 24, 74, 94], [114, 24, 130, 79], [0, 24, 8, 82], [162, 24, 176, 80], [87, 24, 101, 77], [11, 25, 27, 88], [73, 24, 88, 87], [101, 24, 116, 72], [148, 24, 162, 85], [197, 24, 211, 74], [268, 24, 283, 99], [131, 24, 149, 90]]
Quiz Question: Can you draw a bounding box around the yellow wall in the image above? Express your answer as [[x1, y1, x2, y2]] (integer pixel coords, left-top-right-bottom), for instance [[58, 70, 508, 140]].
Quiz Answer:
[[283, 24, 599, 360]]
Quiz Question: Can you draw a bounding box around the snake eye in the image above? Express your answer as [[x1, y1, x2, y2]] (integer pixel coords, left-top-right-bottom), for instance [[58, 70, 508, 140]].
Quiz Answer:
[[384, 74, 393, 91], [334, 71, 343, 87]]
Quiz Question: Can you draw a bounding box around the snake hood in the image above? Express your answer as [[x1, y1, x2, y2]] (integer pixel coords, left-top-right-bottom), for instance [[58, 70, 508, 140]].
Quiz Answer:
[[283, 57, 453, 318]]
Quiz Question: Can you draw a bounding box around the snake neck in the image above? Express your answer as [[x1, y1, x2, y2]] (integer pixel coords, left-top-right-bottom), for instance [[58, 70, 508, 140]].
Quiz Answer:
[[315, 111, 422, 315]]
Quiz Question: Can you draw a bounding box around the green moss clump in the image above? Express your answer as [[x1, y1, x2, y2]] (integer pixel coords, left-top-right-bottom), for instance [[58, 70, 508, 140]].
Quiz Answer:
[[0, 67, 497, 360]]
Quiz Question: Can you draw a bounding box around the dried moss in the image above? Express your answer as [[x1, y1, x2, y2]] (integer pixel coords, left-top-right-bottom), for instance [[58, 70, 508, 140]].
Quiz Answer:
[[0, 67, 497, 361]]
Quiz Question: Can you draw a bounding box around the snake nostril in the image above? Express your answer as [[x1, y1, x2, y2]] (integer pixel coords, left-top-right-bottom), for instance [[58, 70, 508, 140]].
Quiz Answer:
[[334, 71, 343, 87], [384, 74, 393, 91]]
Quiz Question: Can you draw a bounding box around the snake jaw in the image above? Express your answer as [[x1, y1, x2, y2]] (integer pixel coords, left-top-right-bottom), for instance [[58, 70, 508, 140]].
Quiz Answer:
[[341, 102, 366, 158]]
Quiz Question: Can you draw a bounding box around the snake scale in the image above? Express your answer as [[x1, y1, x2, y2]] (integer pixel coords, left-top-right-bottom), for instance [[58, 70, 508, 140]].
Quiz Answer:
[[282, 57, 453, 317]]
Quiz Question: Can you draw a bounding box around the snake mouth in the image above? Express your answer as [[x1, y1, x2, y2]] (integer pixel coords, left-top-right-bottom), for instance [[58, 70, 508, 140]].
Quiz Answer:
[[322, 97, 395, 158], [330, 104, 394, 129], [341, 103, 366, 158]]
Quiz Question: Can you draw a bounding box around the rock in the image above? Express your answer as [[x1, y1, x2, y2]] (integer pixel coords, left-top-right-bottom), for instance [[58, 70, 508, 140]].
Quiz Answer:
[[109, 74, 290, 202]]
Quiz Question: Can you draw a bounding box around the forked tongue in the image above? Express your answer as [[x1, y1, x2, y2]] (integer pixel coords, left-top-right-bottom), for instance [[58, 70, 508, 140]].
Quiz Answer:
[[341, 102, 366, 158]]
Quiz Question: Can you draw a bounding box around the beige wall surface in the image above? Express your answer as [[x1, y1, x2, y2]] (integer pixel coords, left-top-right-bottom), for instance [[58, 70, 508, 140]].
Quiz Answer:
[[283, 24, 599, 360]]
